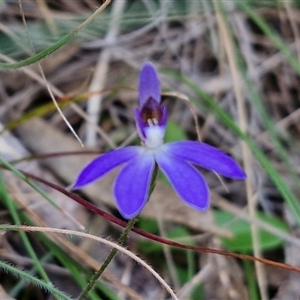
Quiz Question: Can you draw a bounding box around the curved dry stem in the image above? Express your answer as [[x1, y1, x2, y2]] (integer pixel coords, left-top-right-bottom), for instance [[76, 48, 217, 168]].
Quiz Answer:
[[163, 91, 202, 141], [1, 225, 178, 300]]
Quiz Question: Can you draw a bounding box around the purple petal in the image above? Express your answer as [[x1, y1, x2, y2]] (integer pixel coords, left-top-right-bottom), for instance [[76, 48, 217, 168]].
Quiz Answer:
[[139, 62, 161, 108], [163, 141, 246, 179], [72, 147, 141, 189], [135, 108, 146, 140], [155, 150, 209, 211], [159, 105, 168, 127], [114, 152, 155, 219]]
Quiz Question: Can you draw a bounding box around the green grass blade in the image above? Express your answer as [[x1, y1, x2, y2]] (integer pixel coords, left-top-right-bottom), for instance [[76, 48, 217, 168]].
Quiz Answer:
[[0, 0, 111, 69], [9, 253, 53, 297], [0, 171, 50, 284], [40, 236, 112, 300], [0, 34, 73, 69], [0, 259, 72, 300], [243, 259, 259, 300]]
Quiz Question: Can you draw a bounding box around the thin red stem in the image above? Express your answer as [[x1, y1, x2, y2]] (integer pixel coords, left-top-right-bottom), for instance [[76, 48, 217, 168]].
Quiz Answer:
[[19, 170, 300, 275]]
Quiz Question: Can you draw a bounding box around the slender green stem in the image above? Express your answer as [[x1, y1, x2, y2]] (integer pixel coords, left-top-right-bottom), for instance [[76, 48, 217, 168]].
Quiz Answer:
[[77, 216, 139, 300], [78, 165, 158, 299], [0, 260, 72, 300]]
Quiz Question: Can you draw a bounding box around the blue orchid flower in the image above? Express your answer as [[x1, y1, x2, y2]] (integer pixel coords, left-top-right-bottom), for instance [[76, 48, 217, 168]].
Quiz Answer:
[[73, 62, 246, 219]]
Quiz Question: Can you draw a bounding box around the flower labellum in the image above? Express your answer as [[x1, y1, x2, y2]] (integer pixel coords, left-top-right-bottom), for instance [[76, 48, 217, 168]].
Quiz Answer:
[[73, 62, 246, 219]]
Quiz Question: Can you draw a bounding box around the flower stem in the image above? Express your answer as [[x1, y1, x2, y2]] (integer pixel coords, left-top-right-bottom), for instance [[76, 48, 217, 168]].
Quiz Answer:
[[78, 165, 158, 299], [77, 216, 139, 300]]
